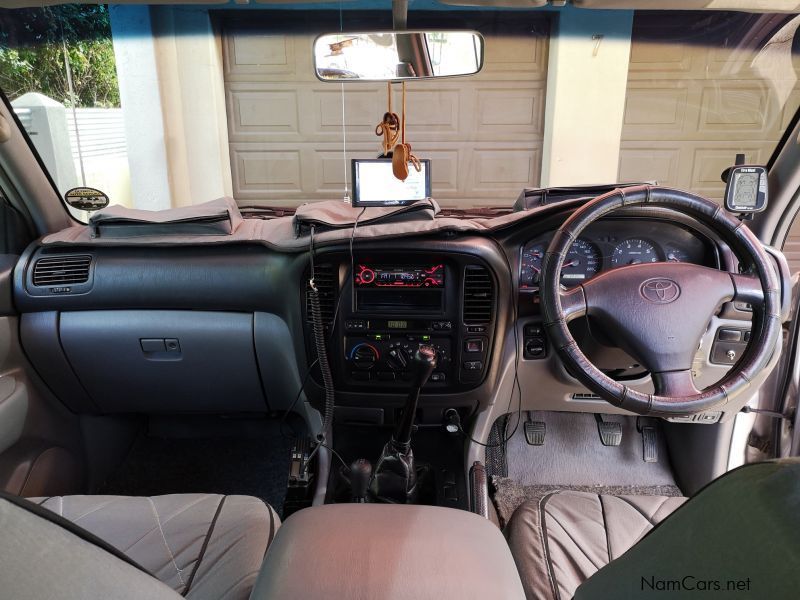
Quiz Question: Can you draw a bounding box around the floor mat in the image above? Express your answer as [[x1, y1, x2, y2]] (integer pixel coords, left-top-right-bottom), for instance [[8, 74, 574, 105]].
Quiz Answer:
[[491, 476, 684, 527], [100, 420, 294, 517], [487, 411, 683, 527], [497, 411, 678, 487]]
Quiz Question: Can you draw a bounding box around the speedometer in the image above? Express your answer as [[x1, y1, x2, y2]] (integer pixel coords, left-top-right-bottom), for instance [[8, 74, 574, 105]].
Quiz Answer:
[[520, 238, 601, 289], [560, 239, 601, 286], [611, 238, 659, 266]]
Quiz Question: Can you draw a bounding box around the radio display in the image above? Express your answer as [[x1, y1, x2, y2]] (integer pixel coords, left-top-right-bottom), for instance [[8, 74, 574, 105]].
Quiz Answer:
[[355, 264, 444, 288], [387, 320, 408, 329]]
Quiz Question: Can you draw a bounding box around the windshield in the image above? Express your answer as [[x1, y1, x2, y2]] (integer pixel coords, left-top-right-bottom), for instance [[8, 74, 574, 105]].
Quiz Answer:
[[1, 4, 799, 218]]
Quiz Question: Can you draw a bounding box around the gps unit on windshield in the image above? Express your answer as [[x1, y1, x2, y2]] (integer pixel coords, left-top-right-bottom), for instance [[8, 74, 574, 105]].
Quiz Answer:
[[723, 165, 768, 214]]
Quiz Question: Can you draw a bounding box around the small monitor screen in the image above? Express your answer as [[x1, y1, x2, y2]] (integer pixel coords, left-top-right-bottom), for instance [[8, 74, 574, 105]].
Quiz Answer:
[[352, 159, 431, 207], [732, 171, 759, 208]]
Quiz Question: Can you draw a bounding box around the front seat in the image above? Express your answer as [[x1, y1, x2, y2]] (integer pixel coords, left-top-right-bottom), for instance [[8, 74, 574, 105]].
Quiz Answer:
[[506, 459, 800, 600], [0, 493, 279, 600]]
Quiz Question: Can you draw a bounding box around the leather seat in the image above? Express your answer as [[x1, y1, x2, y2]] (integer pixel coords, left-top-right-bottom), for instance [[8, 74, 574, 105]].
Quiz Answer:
[[1, 493, 279, 600], [506, 459, 800, 600], [507, 491, 685, 600]]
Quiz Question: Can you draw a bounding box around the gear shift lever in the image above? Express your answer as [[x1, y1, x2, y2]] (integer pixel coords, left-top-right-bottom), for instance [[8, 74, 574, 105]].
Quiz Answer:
[[350, 458, 372, 503], [393, 345, 437, 450], [370, 345, 437, 503]]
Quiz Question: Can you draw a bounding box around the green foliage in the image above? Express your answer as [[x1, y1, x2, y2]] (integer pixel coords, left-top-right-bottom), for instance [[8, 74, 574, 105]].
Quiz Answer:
[[0, 5, 120, 107]]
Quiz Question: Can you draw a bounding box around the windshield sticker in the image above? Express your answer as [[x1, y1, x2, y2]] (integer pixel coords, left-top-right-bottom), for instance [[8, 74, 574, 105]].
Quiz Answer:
[[64, 187, 110, 212]]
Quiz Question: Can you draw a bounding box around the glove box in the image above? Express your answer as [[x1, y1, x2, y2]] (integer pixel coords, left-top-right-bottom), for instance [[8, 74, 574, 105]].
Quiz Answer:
[[52, 310, 267, 413]]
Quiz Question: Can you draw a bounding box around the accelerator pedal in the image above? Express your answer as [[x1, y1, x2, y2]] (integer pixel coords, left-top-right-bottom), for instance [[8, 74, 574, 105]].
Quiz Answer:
[[637, 417, 660, 463], [595, 414, 623, 446]]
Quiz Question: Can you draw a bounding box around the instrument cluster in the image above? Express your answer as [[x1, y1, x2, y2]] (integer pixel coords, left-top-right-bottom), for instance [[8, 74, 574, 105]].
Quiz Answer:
[[519, 220, 714, 291]]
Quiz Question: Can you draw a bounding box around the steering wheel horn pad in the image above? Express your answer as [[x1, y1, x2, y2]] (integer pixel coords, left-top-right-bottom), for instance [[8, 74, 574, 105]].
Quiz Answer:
[[541, 186, 781, 416]]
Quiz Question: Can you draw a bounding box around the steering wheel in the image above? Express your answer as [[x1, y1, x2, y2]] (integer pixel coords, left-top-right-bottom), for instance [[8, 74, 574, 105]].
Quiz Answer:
[[540, 186, 782, 416]]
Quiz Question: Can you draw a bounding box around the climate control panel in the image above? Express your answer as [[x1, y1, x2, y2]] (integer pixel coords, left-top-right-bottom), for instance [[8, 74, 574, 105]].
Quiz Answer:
[[345, 334, 453, 386]]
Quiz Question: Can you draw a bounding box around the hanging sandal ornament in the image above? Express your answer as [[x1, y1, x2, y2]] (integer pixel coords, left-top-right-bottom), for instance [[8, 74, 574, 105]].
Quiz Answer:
[[375, 82, 400, 157], [392, 81, 422, 182]]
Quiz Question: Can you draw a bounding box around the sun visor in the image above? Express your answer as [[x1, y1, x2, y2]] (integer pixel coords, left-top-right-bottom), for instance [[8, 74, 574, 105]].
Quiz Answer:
[[437, 0, 546, 7], [1, 1, 227, 7], [293, 198, 439, 236], [572, 0, 800, 13], [1, 0, 351, 5], [87, 197, 243, 239]]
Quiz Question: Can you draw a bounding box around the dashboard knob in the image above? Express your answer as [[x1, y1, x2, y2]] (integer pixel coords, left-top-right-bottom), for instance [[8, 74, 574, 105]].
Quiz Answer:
[[351, 343, 379, 370], [386, 346, 410, 371], [525, 339, 545, 358]]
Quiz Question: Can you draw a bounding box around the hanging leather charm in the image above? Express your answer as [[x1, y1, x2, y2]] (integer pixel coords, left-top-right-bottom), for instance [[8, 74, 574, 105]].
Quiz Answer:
[[375, 83, 400, 157], [376, 112, 400, 157], [392, 82, 422, 182], [392, 142, 410, 180]]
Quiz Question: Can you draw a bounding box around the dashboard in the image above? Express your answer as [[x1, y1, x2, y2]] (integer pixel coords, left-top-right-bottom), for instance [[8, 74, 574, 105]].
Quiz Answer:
[[12, 207, 771, 426], [519, 219, 716, 290]]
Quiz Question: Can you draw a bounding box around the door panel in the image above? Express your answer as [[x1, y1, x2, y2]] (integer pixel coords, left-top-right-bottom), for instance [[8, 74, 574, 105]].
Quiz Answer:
[[784, 217, 800, 274], [0, 258, 85, 497]]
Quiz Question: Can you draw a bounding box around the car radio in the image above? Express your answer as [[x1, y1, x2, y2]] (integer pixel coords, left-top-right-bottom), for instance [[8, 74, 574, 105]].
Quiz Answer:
[[354, 264, 444, 288], [353, 264, 446, 314]]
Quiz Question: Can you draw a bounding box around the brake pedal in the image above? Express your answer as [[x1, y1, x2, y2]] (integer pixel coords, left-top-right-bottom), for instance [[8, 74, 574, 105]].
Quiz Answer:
[[595, 414, 622, 446], [637, 417, 659, 463], [524, 416, 546, 446]]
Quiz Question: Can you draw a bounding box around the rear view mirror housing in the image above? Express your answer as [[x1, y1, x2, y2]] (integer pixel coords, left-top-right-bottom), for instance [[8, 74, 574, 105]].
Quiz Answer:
[[313, 30, 485, 82]]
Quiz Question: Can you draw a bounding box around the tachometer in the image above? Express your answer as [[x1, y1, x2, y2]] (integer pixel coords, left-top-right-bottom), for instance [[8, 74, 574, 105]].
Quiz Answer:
[[611, 238, 659, 266]]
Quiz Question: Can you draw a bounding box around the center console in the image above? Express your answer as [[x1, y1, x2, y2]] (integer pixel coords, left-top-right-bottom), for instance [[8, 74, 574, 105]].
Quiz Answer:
[[308, 253, 497, 394], [251, 504, 526, 599]]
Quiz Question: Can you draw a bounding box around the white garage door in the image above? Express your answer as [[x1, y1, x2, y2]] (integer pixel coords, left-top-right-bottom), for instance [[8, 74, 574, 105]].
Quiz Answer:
[[220, 12, 550, 209]]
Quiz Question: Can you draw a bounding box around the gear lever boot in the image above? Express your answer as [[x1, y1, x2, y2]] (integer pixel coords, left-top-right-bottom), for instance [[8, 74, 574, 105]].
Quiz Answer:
[[370, 346, 437, 503], [371, 442, 417, 503]]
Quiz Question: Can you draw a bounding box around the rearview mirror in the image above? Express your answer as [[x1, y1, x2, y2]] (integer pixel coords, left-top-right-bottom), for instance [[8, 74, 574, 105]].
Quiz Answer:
[[314, 31, 484, 82]]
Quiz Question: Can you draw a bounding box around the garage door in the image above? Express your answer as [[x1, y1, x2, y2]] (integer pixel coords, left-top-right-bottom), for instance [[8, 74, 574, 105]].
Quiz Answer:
[[219, 12, 549, 209], [617, 11, 800, 272]]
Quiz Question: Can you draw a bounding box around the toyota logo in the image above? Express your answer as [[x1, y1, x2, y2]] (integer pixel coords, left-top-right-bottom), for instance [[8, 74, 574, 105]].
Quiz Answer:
[[640, 278, 681, 304]]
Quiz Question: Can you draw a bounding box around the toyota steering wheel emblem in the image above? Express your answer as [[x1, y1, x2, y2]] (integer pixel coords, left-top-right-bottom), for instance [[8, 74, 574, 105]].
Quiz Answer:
[[640, 278, 681, 304]]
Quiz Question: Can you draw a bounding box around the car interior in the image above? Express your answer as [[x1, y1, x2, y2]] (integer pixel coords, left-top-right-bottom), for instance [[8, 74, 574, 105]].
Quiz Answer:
[[1, 0, 800, 598]]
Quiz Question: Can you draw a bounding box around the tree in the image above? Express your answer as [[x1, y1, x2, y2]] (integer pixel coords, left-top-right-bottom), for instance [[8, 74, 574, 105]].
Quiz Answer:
[[0, 5, 120, 107]]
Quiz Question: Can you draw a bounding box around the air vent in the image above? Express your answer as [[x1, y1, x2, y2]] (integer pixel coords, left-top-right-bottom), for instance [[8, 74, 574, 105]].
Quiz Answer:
[[305, 263, 337, 327], [463, 266, 494, 324], [571, 393, 602, 401], [32, 255, 92, 287]]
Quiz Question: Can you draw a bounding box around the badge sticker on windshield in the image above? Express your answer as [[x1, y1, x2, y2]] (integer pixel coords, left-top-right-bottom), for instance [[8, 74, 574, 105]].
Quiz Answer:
[[64, 187, 109, 212]]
